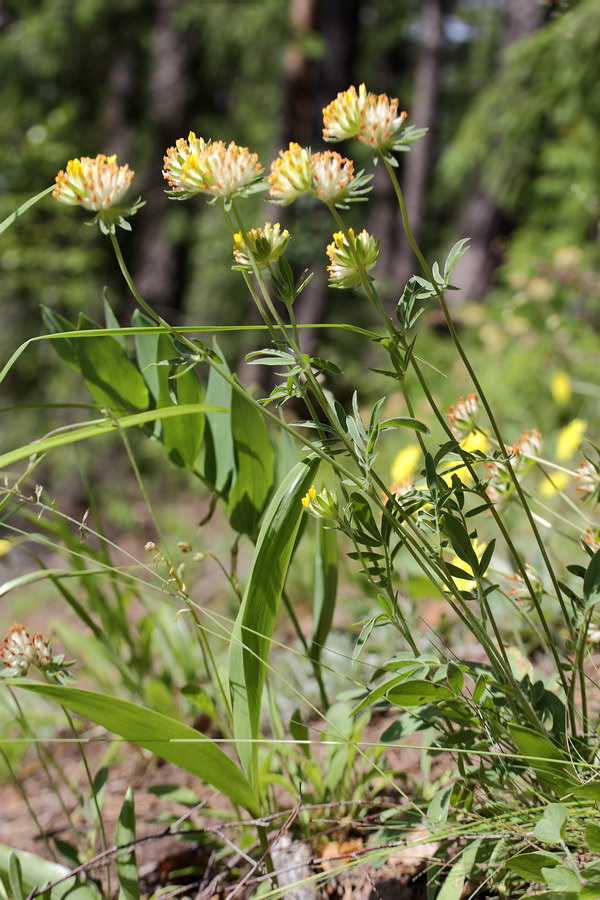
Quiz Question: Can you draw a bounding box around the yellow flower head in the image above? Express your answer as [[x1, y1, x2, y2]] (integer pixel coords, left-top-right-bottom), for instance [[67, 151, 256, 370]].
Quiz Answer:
[[556, 418, 587, 462], [574, 459, 599, 503], [447, 394, 479, 440], [391, 444, 421, 484], [268, 143, 313, 205], [310, 151, 355, 204], [302, 486, 317, 508], [322, 84, 367, 142], [358, 92, 408, 150], [232, 222, 290, 269], [163, 134, 262, 200], [53, 154, 134, 211], [301, 486, 338, 519], [325, 227, 380, 289]]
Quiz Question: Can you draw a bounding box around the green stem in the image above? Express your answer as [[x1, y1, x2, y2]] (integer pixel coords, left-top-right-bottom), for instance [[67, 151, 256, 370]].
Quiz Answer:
[[382, 155, 577, 729], [383, 157, 573, 634]]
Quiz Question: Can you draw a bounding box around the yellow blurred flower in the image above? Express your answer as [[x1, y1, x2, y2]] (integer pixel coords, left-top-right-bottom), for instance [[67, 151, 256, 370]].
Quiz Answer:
[[556, 418, 586, 462], [391, 445, 421, 483], [550, 371, 572, 407], [0, 540, 12, 558], [540, 470, 571, 497]]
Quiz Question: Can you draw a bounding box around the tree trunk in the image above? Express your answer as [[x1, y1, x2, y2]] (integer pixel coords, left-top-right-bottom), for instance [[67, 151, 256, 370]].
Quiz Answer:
[[132, 0, 189, 317], [451, 0, 544, 301], [394, 0, 444, 290]]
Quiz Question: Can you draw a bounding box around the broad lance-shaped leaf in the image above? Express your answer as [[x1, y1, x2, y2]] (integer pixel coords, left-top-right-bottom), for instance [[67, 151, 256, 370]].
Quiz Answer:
[[77, 314, 149, 413], [156, 334, 205, 469], [227, 386, 275, 536], [229, 456, 319, 783], [7, 681, 260, 816], [0, 844, 101, 899], [203, 338, 235, 493]]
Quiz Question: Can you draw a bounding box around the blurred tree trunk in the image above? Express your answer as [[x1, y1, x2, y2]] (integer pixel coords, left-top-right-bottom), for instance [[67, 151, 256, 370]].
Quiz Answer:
[[132, 0, 189, 317], [281, 0, 361, 354], [451, 0, 544, 301], [394, 0, 443, 290]]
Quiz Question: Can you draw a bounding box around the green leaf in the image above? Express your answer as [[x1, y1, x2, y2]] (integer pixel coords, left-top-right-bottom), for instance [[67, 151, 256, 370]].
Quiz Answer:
[[447, 662, 464, 694], [0, 404, 221, 470], [40, 305, 80, 368], [506, 851, 562, 881], [227, 387, 275, 536], [131, 310, 160, 402], [228, 456, 319, 784], [436, 839, 480, 900], [156, 334, 205, 469], [521, 893, 579, 900], [508, 724, 578, 793], [289, 709, 311, 758], [116, 787, 139, 900], [443, 238, 471, 280], [8, 852, 25, 900], [0, 184, 54, 235], [387, 680, 454, 707], [310, 519, 338, 666], [6, 681, 259, 816], [77, 315, 149, 412], [147, 784, 201, 806], [572, 782, 600, 802], [381, 416, 430, 435], [203, 339, 235, 493], [534, 804, 568, 844], [427, 785, 453, 824], [0, 844, 101, 899], [585, 823, 600, 853], [542, 865, 581, 892], [443, 515, 478, 568], [583, 550, 600, 607], [103, 292, 126, 349]]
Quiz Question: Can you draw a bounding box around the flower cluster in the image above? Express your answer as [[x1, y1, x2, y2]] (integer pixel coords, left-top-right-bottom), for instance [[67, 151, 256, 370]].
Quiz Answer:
[[574, 459, 600, 504], [506, 563, 543, 609], [322, 84, 368, 141], [486, 429, 542, 506], [53, 155, 140, 233], [53, 155, 134, 211], [268, 145, 371, 207], [301, 486, 338, 520], [1, 624, 52, 676], [232, 222, 290, 270], [322, 85, 409, 152], [447, 394, 479, 440], [325, 227, 380, 289], [163, 133, 263, 201]]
